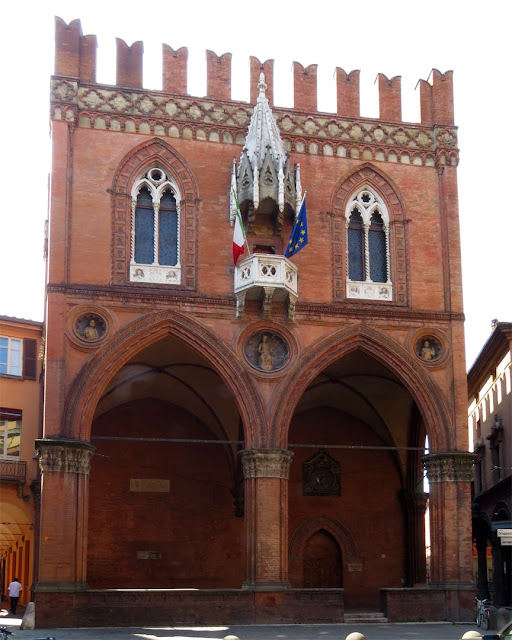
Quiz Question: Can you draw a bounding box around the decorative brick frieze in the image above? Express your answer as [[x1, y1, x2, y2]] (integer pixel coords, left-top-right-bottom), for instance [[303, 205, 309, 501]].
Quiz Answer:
[[36, 439, 96, 475], [45, 282, 464, 324], [423, 452, 476, 483], [50, 78, 458, 167], [240, 449, 293, 479]]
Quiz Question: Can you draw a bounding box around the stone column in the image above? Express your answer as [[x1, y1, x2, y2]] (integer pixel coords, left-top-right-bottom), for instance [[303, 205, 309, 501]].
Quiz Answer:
[[34, 439, 95, 591], [423, 452, 475, 585], [399, 489, 428, 586], [240, 448, 293, 590]]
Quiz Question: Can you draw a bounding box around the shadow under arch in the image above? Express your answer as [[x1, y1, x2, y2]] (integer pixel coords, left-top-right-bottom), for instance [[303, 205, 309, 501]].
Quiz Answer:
[[270, 324, 452, 452], [62, 309, 265, 446], [289, 513, 358, 563]]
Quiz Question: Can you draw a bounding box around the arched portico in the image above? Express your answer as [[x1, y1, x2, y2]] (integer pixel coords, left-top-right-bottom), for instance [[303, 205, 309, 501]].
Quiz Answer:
[[271, 325, 473, 609], [63, 309, 265, 445], [37, 310, 266, 592], [271, 325, 452, 450]]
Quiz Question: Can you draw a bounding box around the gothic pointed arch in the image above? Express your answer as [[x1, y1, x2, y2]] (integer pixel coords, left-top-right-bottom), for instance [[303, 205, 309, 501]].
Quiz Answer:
[[62, 309, 265, 446], [270, 324, 451, 451], [289, 514, 358, 562], [110, 138, 199, 288], [331, 163, 410, 305]]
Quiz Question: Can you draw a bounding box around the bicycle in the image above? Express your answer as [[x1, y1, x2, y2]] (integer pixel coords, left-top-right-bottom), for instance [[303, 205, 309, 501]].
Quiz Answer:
[[475, 597, 491, 629], [0, 628, 55, 640]]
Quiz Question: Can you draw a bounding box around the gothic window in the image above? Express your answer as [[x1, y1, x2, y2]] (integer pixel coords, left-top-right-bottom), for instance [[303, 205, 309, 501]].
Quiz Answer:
[[130, 168, 181, 285], [345, 188, 391, 301]]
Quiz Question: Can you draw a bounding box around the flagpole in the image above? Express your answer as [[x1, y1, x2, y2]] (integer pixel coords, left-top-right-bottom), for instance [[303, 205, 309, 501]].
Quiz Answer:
[[232, 188, 251, 257], [298, 191, 307, 214]]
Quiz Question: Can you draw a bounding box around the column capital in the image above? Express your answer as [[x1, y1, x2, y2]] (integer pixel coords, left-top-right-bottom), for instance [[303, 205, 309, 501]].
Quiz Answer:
[[240, 448, 293, 479], [36, 438, 96, 475], [423, 451, 475, 483], [398, 488, 428, 513]]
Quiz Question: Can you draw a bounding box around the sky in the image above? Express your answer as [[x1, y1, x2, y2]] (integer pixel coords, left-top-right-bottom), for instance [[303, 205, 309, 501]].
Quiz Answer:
[[0, 0, 510, 369]]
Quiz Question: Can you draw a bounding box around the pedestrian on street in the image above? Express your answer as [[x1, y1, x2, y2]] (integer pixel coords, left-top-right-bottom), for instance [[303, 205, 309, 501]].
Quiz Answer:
[[7, 577, 22, 615]]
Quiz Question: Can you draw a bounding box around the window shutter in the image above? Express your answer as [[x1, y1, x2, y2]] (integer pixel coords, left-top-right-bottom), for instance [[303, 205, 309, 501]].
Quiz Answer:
[[23, 338, 37, 380]]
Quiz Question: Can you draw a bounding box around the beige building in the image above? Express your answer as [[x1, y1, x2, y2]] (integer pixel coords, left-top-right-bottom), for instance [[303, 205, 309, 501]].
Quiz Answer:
[[469, 322, 512, 607], [0, 316, 43, 608]]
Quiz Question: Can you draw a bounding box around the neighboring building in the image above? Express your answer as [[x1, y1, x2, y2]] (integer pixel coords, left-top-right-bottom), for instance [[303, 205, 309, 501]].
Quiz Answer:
[[36, 17, 474, 627], [0, 316, 43, 608], [469, 322, 512, 607]]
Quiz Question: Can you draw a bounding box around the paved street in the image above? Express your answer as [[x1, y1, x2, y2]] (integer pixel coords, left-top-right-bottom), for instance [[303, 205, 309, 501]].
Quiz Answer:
[[0, 610, 478, 640]]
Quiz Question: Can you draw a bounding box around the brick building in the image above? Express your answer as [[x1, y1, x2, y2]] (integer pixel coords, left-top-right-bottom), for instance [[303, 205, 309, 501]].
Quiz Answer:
[[35, 16, 474, 627], [0, 316, 43, 609], [469, 322, 512, 607]]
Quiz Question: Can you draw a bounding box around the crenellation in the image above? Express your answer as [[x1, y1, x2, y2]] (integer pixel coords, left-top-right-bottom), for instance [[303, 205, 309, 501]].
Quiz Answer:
[[116, 38, 143, 89], [430, 69, 454, 125], [293, 62, 318, 112], [418, 78, 434, 126], [55, 17, 82, 78], [378, 73, 402, 122], [53, 17, 456, 149], [336, 68, 360, 118], [206, 50, 232, 101], [250, 57, 274, 105], [79, 34, 97, 83], [162, 45, 188, 95]]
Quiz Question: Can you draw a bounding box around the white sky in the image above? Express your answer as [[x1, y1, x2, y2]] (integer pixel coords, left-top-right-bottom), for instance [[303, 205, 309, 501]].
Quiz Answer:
[[1, 0, 510, 369]]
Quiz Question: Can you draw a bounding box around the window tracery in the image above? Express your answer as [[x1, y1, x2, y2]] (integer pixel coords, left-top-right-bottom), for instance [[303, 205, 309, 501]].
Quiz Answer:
[[345, 188, 392, 301], [130, 168, 181, 284]]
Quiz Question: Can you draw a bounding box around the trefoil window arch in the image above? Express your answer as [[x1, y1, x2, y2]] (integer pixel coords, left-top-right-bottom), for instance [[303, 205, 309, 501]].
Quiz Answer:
[[130, 168, 182, 285], [346, 187, 392, 301]]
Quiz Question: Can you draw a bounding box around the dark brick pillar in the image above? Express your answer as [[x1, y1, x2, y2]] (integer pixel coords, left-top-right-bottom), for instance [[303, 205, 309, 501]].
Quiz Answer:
[[240, 449, 293, 589]]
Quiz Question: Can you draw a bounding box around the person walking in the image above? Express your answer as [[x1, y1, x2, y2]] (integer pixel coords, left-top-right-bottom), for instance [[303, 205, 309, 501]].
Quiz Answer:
[[7, 578, 22, 615]]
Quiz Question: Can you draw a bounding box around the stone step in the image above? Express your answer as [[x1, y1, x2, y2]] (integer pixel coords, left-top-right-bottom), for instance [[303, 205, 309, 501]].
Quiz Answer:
[[344, 612, 389, 623]]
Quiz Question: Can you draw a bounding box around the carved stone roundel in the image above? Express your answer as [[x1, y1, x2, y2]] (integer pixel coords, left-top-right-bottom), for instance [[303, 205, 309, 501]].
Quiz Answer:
[[245, 331, 289, 372]]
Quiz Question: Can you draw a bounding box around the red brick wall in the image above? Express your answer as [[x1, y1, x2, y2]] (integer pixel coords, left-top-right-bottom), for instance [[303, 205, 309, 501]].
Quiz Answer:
[[288, 407, 405, 609], [88, 399, 244, 588]]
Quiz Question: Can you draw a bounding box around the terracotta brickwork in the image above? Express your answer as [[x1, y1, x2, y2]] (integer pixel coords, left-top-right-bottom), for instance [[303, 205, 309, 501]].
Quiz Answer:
[[36, 16, 474, 627]]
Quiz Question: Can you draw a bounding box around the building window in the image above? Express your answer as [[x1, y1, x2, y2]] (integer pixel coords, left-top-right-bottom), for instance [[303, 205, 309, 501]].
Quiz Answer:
[[346, 188, 392, 301], [0, 337, 37, 380], [0, 409, 22, 459], [0, 337, 22, 376], [130, 168, 181, 285]]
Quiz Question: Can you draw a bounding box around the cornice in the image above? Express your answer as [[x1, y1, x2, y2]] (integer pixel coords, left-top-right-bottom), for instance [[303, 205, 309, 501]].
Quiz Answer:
[[46, 282, 464, 324], [50, 78, 459, 167], [467, 322, 512, 395]]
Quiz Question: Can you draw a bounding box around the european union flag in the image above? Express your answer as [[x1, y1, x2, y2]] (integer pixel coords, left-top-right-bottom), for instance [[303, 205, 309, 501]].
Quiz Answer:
[[285, 197, 308, 258]]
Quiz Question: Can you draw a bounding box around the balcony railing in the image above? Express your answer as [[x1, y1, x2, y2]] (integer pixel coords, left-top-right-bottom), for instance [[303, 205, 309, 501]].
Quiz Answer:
[[0, 459, 26, 483], [234, 254, 298, 320]]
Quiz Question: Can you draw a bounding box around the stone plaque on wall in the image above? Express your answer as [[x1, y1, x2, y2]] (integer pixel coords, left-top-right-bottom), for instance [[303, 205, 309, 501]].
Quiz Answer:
[[130, 479, 170, 492]]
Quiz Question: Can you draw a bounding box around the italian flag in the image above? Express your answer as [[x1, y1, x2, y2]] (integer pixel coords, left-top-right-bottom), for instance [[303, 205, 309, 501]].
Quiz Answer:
[[232, 190, 246, 265]]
